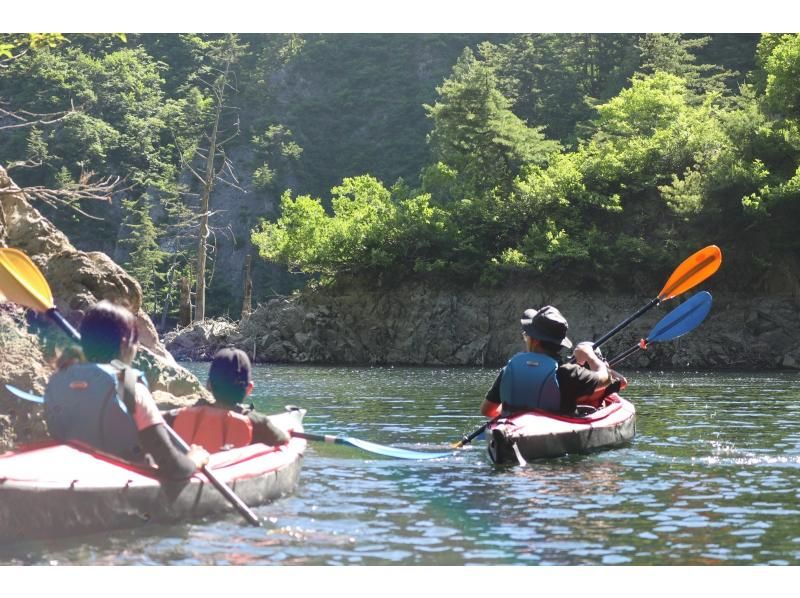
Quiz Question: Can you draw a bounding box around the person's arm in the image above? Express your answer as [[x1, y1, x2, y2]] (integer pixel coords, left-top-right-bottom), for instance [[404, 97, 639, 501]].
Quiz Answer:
[[138, 424, 209, 480], [557, 360, 610, 414], [248, 411, 290, 445], [131, 383, 209, 479], [571, 342, 611, 385], [480, 371, 503, 417]]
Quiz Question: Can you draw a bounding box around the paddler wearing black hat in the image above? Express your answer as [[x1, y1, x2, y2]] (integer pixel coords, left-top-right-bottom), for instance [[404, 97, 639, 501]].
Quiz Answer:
[[164, 348, 289, 453], [480, 305, 612, 418]]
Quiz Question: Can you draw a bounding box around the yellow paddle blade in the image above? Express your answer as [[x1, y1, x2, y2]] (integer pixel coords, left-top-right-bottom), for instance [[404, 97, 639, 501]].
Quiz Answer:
[[0, 248, 54, 312], [658, 245, 722, 301]]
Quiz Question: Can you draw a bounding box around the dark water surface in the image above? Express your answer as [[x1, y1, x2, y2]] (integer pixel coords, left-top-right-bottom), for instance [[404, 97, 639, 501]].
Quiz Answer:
[[2, 365, 800, 565]]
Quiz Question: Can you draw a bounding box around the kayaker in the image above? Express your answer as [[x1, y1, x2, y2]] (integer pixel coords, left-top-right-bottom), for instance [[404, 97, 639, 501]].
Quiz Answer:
[[164, 347, 289, 452], [44, 300, 210, 479], [480, 305, 614, 417]]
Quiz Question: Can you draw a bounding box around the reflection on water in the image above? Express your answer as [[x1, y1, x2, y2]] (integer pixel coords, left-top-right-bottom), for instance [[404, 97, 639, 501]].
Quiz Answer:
[[2, 367, 800, 565]]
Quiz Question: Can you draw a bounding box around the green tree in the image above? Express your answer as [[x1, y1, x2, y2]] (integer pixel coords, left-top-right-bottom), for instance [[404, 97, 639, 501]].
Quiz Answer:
[[119, 194, 168, 313], [424, 48, 560, 200], [251, 124, 303, 191], [637, 34, 739, 100]]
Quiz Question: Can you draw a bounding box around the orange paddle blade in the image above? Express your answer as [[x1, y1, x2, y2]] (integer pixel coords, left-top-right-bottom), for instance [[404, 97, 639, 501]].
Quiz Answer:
[[658, 245, 722, 301], [0, 248, 55, 312]]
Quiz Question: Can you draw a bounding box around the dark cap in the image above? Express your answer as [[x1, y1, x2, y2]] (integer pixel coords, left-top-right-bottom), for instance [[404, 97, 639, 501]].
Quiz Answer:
[[208, 347, 252, 405], [520, 305, 573, 349]]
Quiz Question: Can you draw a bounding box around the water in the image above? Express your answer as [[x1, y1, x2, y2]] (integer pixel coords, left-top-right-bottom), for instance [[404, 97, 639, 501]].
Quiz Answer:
[[2, 365, 800, 565]]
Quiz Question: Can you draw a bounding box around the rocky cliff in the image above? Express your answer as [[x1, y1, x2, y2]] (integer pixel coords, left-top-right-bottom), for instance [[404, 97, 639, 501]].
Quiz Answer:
[[0, 167, 211, 452], [166, 280, 800, 371]]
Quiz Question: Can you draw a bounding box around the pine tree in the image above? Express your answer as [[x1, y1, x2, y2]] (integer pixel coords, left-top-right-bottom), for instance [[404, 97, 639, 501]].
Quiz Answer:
[[119, 195, 167, 313]]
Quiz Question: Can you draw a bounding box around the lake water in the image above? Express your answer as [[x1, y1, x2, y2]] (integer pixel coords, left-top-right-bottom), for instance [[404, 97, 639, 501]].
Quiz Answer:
[[2, 365, 800, 566]]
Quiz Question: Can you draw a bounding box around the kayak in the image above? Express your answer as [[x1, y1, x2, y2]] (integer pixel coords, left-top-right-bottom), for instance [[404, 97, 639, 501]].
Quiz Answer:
[[486, 394, 636, 464], [0, 407, 306, 542]]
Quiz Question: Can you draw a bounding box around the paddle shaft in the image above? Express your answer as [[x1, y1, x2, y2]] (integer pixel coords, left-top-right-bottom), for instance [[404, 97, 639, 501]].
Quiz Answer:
[[291, 431, 348, 445], [608, 343, 641, 366], [166, 426, 261, 526], [42, 309, 262, 527], [455, 416, 499, 448], [591, 297, 659, 350], [47, 307, 81, 341]]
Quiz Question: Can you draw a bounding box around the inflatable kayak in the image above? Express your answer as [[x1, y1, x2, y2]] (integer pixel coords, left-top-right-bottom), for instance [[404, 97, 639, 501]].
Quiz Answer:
[[0, 407, 306, 542], [486, 394, 636, 464]]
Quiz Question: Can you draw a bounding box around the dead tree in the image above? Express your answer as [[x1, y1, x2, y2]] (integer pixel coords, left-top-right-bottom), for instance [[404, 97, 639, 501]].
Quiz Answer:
[[242, 253, 253, 318]]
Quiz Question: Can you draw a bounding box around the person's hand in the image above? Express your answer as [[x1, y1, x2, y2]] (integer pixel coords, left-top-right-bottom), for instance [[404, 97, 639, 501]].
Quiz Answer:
[[187, 444, 210, 469], [572, 341, 599, 366]]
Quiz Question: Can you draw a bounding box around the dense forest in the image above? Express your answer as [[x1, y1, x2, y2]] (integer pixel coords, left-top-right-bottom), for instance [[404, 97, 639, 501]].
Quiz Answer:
[[2, 33, 798, 325]]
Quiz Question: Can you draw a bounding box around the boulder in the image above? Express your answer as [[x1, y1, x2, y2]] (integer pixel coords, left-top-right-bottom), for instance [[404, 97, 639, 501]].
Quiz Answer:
[[0, 166, 210, 451]]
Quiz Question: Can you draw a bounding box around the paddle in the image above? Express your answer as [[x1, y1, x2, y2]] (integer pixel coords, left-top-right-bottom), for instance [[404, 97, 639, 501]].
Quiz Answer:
[[3, 385, 453, 461], [291, 431, 452, 460], [0, 248, 261, 527], [452, 246, 722, 449], [591, 245, 721, 350], [606, 291, 712, 366]]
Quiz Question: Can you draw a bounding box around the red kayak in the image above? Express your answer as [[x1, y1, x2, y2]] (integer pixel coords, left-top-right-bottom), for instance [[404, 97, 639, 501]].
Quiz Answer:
[[0, 407, 306, 542], [487, 394, 636, 464]]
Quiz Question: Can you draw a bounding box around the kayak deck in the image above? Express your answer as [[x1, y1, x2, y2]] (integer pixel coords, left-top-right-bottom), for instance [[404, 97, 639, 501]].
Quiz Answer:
[[487, 394, 636, 464], [0, 407, 306, 542]]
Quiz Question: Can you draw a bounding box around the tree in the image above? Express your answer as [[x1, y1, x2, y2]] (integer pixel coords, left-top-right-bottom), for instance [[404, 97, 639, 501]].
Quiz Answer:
[[118, 194, 167, 313], [482, 34, 640, 144], [178, 34, 248, 322], [251, 123, 302, 191], [424, 48, 560, 200], [637, 34, 738, 100]]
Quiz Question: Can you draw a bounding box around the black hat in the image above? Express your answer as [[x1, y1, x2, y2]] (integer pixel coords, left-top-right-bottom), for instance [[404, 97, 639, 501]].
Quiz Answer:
[[520, 305, 573, 349], [208, 347, 252, 404]]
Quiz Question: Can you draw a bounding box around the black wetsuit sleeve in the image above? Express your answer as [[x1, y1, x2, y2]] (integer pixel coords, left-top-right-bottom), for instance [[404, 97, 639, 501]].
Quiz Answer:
[[248, 411, 290, 445], [138, 424, 197, 480], [557, 364, 607, 414], [484, 370, 503, 404]]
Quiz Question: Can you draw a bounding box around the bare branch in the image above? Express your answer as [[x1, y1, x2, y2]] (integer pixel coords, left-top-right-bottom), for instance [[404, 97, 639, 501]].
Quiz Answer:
[[17, 174, 129, 220], [6, 157, 43, 171], [0, 102, 76, 131]]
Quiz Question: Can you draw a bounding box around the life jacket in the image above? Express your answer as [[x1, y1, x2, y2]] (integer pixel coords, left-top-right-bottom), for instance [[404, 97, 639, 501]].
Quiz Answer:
[[44, 363, 145, 462], [499, 352, 561, 412], [172, 405, 254, 453]]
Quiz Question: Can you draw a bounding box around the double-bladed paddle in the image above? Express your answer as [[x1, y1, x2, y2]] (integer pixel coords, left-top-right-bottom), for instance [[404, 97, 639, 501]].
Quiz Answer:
[[4, 384, 453, 461], [291, 431, 452, 460], [591, 245, 720, 350], [606, 291, 712, 366], [0, 248, 262, 527], [452, 246, 722, 449]]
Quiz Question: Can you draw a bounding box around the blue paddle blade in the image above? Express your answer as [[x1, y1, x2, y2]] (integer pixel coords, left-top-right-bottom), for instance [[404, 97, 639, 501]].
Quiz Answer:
[[647, 291, 712, 343], [343, 436, 453, 460], [4, 384, 44, 403]]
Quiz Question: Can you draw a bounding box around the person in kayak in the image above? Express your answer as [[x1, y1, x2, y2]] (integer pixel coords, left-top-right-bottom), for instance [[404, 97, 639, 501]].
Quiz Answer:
[[480, 305, 613, 417], [164, 347, 289, 453], [44, 300, 210, 479]]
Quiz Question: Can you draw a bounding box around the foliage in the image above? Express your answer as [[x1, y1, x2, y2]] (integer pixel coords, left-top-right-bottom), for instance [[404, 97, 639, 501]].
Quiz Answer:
[[424, 48, 561, 199], [251, 124, 303, 191], [118, 195, 168, 313], [3, 33, 798, 307]]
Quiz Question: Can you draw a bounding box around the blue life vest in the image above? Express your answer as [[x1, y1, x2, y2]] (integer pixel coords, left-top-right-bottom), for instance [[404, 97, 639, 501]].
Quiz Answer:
[[44, 363, 146, 461], [499, 352, 561, 412]]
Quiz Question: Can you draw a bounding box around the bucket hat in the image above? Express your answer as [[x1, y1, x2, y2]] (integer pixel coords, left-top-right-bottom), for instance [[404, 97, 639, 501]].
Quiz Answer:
[[520, 305, 573, 349]]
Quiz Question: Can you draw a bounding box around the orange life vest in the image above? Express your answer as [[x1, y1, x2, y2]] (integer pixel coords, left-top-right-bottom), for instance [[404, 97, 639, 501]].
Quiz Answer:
[[172, 406, 253, 453]]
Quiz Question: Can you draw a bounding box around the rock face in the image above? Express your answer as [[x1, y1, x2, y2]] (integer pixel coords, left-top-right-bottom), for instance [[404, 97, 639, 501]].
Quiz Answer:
[[0, 166, 211, 452], [165, 282, 800, 372]]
